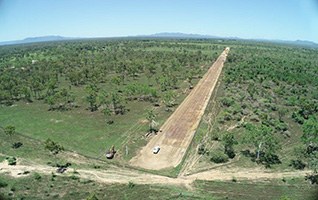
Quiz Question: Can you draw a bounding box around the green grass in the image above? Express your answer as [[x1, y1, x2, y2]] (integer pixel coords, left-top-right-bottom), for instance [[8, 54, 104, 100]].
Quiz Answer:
[[194, 179, 318, 200], [0, 156, 5, 163], [1, 172, 316, 200], [0, 173, 193, 200], [0, 99, 153, 158]]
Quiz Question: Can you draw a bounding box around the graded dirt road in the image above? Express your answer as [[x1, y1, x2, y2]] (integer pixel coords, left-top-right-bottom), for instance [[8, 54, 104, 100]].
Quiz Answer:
[[130, 48, 230, 170]]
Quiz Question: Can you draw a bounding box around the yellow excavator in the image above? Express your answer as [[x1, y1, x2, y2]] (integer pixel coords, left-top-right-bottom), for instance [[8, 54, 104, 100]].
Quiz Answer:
[[106, 145, 115, 159]]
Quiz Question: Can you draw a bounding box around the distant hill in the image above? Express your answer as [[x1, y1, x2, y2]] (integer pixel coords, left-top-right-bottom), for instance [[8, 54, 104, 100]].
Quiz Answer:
[[142, 32, 240, 40], [1, 33, 317, 48], [0, 35, 76, 46], [293, 40, 318, 47], [149, 32, 218, 38], [144, 33, 318, 48]]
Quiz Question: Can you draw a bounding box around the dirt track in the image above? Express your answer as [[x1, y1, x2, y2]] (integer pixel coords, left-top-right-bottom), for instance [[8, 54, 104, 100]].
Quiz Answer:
[[0, 159, 310, 188], [130, 48, 230, 170]]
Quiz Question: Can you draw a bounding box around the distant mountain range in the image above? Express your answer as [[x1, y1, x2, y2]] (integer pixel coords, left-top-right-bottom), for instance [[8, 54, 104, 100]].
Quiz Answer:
[[146, 32, 241, 40], [0, 33, 317, 48], [146, 33, 318, 48], [0, 35, 77, 46]]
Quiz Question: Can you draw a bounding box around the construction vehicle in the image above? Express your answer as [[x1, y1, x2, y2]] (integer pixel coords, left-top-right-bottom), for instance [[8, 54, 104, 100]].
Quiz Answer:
[[106, 145, 115, 159]]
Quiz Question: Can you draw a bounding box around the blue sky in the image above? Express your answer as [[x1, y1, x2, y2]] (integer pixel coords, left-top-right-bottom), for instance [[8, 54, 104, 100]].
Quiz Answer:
[[0, 0, 317, 42]]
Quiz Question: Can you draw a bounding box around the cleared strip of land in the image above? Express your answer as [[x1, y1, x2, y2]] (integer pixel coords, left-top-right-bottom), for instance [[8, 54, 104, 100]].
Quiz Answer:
[[130, 48, 230, 170]]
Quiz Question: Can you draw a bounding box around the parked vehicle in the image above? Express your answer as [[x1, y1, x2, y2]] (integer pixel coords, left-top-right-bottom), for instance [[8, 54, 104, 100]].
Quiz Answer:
[[153, 146, 160, 154]]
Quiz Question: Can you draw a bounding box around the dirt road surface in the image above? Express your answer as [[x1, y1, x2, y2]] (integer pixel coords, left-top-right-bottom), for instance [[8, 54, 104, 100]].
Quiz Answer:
[[0, 159, 309, 188], [130, 48, 230, 170]]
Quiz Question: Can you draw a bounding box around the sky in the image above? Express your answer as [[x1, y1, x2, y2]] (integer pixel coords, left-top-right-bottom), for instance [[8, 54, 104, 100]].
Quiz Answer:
[[0, 0, 318, 43]]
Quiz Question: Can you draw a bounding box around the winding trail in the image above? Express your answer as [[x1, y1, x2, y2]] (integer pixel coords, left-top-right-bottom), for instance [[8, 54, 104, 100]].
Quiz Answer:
[[130, 48, 230, 170]]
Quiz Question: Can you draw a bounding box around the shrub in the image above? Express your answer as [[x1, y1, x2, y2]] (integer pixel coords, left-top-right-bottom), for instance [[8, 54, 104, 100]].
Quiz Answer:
[[80, 179, 94, 184], [51, 172, 56, 181], [223, 112, 232, 121], [70, 175, 79, 180], [276, 122, 288, 131], [217, 116, 225, 124], [11, 142, 23, 149], [211, 131, 219, 140], [292, 112, 304, 124], [102, 108, 111, 116], [270, 103, 278, 111], [86, 193, 99, 200], [290, 159, 306, 170], [8, 157, 16, 165], [220, 97, 234, 107], [10, 185, 16, 191], [305, 174, 318, 184], [210, 149, 228, 163], [198, 144, 206, 155], [93, 165, 101, 169], [258, 152, 281, 168], [0, 178, 8, 188], [128, 181, 135, 188], [232, 104, 243, 115], [33, 172, 41, 180]]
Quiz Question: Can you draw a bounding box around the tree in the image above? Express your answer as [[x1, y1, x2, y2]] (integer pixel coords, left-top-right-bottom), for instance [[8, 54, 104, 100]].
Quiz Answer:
[[185, 72, 193, 88], [21, 86, 31, 101], [46, 78, 57, 96], [243, 123, 281, 165], [160, 63, 169, 73], [110, 91, 123, 114], [157, 76, 167, 91], [290, 145, 307, 170], [301, 115, 318, 150], [98, 89, 112, 116], [44, 138, 65, 166], [301, 115, 318, 178], [110, 76, 121, 86], [278, 108, 287, 122], [4, 125, 15, 145], [116, 62, 127, 84], [86, 193, 99, 200], [221, 131, 238, 158], [145, 108, 158, 132], [170, 74, 178, 89], [127, 65, 138, 79], [84, 82, 99, 111], [44, 96, 56, 111], [163, 91, 176, 108], [45, 88, 75, 110], [145, 63, 156, 82]]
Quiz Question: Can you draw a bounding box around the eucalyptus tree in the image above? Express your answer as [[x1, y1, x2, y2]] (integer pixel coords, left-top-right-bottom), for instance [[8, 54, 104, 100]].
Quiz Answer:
[[44, 138, 65, 166]]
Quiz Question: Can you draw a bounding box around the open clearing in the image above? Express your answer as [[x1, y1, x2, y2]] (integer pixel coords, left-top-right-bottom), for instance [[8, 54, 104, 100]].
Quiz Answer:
[[130, 48, 229, 170]]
